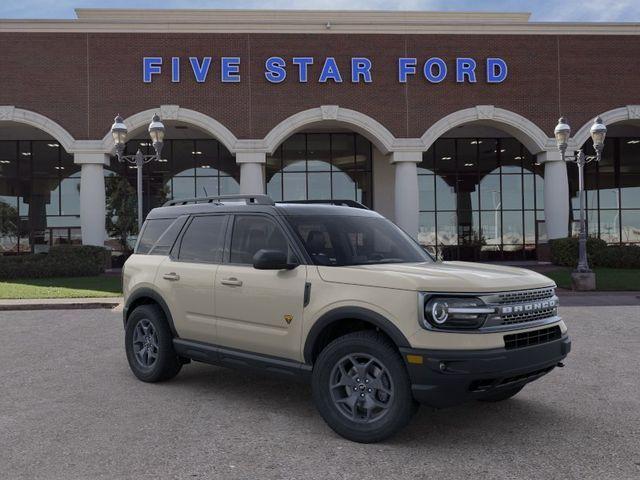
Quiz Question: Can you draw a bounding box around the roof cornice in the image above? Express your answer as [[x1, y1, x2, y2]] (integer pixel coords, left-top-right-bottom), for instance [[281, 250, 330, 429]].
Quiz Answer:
[[0, 9, 639, 35]]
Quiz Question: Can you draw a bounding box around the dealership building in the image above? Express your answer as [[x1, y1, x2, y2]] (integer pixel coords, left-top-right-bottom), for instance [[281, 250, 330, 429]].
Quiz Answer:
[[1, 9, 639, 260]]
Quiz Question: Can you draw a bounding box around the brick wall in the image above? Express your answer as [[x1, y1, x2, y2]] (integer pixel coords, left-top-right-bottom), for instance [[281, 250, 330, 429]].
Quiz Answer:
[[0, 32, 638, 142]]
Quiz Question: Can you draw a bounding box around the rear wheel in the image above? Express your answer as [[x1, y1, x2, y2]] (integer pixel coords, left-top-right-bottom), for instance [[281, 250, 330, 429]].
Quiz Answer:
[[477, 385, 524, 402], [312, 331, 417, 443], [125, 304, 182, 382]]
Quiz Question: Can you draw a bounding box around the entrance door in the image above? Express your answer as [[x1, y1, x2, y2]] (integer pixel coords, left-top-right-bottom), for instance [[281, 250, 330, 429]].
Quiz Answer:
[[156, 214, 229, 344], [215, 214, 307, 361]]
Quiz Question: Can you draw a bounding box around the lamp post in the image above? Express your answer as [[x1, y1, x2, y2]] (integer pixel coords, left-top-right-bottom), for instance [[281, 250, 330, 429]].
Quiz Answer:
[[554, 116, 607, 289], [110, 113, 165, 231]]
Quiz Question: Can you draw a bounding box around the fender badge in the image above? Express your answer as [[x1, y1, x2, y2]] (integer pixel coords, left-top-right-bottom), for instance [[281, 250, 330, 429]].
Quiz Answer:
[[284, 314, 293, 324]]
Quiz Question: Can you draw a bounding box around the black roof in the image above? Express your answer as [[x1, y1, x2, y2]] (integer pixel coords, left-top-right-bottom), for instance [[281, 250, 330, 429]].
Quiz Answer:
[[146, 196, 380, 220]]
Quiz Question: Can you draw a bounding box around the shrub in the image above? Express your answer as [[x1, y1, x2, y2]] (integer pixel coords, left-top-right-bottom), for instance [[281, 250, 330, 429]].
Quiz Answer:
[[0, 245, 110, 280], [550, 237, 640, 268]]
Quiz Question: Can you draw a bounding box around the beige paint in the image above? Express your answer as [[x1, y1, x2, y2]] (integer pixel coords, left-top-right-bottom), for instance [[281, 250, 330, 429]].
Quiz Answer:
[[214, 264, 308, 359], [125, 248, 563, 363]]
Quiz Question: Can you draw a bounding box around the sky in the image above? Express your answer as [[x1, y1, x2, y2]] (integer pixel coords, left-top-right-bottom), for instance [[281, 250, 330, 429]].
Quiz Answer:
[[0, 0, 639, 22]]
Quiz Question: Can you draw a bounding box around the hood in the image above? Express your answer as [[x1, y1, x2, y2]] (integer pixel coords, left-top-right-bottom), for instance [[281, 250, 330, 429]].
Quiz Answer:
[[316, 261, 555, 293]]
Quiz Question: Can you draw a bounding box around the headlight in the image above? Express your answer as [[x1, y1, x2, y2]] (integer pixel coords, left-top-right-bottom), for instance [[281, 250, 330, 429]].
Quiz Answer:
[[422, 296, 495, 330]]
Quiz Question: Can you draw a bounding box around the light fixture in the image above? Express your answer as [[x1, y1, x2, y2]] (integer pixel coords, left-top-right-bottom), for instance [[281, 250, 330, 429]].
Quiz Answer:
[[54, 166, 65, 170], [441, 156, 452, 160], [470, 140, 483, 144], [21, 152, 31, 156], [148, 113, 165, 158], [627, 139, 640, 144], [192, 151, 203, 155], [200, 165, 211, 169], [464, 163, 474, 167], [590, 116, 607, 153], [110, 115, 128, 157], [554, 117, 571, 154], [514, 156, 523, 160], [0, 160, 10, 164], [47, 143, 60, 148], [500, 148, 506, 152]]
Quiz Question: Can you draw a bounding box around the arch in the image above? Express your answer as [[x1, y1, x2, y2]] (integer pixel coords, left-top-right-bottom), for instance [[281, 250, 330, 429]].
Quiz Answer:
[[0, 106, 76, 152], [571, 105, 640, 148], [100, 105, 239, 154], [420, 105, 552, 154], [263, 106, 396, 155]]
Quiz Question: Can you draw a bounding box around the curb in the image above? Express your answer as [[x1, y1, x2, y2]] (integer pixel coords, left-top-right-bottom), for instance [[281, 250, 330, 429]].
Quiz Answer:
[[0, 298, 123, 312]]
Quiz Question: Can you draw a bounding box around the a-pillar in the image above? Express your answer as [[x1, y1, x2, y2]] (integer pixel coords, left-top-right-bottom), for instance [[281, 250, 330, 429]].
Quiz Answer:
[[538, 150, 569, 239], [391, 151, 422, 239], [75, 152, 109, 246], [237, 152, 266, 194]]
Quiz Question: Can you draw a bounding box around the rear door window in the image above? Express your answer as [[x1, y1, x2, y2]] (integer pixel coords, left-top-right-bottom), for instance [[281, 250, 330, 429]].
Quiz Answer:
[[135, 218, 174, 254], [177, 215, 228, 263]]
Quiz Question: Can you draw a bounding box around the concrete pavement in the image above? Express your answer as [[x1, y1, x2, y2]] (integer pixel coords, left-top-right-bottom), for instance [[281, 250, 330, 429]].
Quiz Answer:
[[0, 306, 638, 479]]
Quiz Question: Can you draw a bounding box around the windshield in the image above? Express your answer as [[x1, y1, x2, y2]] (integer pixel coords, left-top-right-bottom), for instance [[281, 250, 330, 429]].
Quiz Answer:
[[286, 214, 433, 266]]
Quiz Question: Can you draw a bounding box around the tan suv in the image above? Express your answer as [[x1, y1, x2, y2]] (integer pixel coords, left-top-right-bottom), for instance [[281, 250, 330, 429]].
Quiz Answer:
[[122, 194, 570, 443]]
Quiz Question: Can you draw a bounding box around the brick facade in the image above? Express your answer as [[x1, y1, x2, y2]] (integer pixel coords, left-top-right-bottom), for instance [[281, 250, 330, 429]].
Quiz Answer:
[[1, 32, 638, 141]]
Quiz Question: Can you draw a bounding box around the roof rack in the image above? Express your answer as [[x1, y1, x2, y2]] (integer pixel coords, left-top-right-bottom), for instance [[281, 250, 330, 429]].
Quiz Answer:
[[278, 199, 369, 210], [163, 194, 275, 207]]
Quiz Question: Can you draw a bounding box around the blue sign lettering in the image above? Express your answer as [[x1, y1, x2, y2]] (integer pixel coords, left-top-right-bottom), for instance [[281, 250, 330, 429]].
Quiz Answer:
[[143, 57, 162, 83], [221, 57, 240, 83], [292, 57, 314, 82], [142, 56, 508, 85], [456, 58, 477, 83], [189, 57, 212, 83], [487, 58, 508, 83], [265, 56, 287, 83], [424, 57, 447, 83], [319, 57, 342, 83], [398, 58, 417, 83], [351, 58, 372, 83]]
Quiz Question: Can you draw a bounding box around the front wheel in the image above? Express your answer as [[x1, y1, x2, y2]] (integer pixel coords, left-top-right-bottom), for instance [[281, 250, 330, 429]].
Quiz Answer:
[[312, 331, 417, 443], [125, 304, 182, 382]]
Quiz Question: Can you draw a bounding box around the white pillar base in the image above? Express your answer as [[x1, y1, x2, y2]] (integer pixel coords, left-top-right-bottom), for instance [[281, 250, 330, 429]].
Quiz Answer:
[[237, 152, 266, 195], [539, 151, 570, 240], [76, 153, 109, 247], [391, 151, 421, 239]]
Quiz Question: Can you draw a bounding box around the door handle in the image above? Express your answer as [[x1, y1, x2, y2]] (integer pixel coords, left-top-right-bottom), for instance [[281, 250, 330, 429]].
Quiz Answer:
[[220, 277, 243, 287], [162, 272, 181, 281]]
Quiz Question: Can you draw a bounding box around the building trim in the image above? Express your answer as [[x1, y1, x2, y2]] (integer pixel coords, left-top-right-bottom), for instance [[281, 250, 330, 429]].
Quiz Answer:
[[571, 105, 640, 148], [1, 9, 640, 35], [421, 106, 553, 155], [263, 106, 396, 155], [0, 106, 77, 153], [100, 105, 239, 154]]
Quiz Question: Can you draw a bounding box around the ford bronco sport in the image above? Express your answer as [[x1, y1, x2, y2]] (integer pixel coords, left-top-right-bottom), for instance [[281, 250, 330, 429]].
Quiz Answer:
[[122, 194, 570, 443]]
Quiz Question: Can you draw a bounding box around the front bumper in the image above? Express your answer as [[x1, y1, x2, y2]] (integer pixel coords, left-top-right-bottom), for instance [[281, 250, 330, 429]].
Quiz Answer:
[[400, 334, 571, 408]]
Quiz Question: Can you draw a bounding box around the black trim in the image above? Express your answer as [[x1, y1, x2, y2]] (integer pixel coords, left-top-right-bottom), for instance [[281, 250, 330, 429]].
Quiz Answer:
[[303, 306, 411, 363], [173, 338, 312, 382], [123, 288, 179, 338], [303, 282, 312, 307], [400, 334, 571, 408]]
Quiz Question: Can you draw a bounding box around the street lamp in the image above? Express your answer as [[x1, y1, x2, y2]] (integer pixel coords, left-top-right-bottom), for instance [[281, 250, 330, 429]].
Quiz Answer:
[[110, 113, 165, 231], [554, 116, 607, 287]]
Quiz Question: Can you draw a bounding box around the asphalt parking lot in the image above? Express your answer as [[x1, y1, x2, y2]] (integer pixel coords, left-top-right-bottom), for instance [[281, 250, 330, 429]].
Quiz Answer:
[[1, 305, 639, 480]]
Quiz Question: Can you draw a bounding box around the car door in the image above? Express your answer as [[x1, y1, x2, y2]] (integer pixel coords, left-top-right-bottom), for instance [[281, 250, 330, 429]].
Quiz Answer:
[[156, 214, 229, 344], [215, 214, 307, 361]]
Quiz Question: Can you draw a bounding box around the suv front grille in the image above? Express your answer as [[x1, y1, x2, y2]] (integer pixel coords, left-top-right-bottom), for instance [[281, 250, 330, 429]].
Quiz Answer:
[[496, 287, 555, 305], [504, 326, 561, 350], [501, 306, 557, 325]]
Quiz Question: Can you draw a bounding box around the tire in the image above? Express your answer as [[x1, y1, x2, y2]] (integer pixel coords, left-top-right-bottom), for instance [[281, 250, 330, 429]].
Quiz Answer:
[[312, 330, 417, 443], [477, 385, 524, 403], [125, 304, 182, 383]]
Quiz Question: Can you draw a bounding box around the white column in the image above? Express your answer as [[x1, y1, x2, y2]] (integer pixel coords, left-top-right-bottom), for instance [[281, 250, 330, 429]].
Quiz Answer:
[[237, 152, 266, 194], [75, 153, 109, 246], [391, 151, 421, 239], [539, 151, 569, 240]]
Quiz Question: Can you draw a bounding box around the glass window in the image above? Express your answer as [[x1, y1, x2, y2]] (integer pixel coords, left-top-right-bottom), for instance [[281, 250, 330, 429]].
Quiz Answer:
[[418, 175, 435, 210], [178, 215, 227, 263], [173, 140, 195, 176], [501, 175, 523, 210], [287, 214, 431, 266], [308, 172, 331, 200], [307, 134, 331, 171], [332, 134, 356, 171], [621, 210, 640, 243], [136, 218, 174, 254], [230, 215, 289, 264], [149, 216, 188, 255], [283, 134, 306, 172]]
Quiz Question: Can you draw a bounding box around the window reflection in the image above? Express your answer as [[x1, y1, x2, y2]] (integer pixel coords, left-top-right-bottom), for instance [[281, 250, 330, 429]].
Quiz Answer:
[[266, 133, 373, 207], [419, 138, 543, 260]]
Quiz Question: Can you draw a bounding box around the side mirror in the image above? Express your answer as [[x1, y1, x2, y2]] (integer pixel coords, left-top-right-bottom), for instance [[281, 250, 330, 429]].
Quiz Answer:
[[252, 249, 298, 270]]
